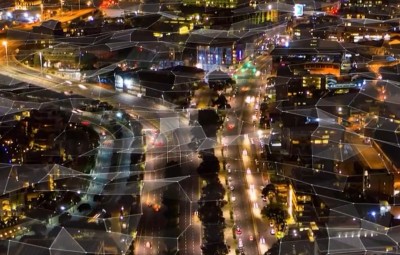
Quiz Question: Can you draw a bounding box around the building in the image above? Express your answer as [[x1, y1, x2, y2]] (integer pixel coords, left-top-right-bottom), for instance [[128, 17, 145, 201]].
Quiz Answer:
[[14, 0, 41, 10], [115, 66, 204, 105], [182, 0, 245, 9], [32, 19, 63, 37], [340, 0, 394, 20], [187, 30, 259, 71]]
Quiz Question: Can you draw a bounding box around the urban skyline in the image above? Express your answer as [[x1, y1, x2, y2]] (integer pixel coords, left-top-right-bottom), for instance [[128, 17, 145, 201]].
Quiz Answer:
[[0, 0, 398, 255]]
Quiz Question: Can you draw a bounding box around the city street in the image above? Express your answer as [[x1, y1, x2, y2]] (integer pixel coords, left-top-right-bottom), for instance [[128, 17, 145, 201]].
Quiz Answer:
[[0, 2, 399, 255], [136, 127, 202, 255], [217, 54, 277, 254]]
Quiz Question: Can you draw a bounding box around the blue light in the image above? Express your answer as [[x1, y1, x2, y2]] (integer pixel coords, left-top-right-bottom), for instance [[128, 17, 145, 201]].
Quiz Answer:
[[371, 211, 376, 217]]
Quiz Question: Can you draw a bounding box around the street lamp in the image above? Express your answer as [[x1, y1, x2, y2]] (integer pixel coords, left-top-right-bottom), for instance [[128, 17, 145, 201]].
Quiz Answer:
[[39, 51, 43, 75], [2, 41, 7, 66], [60, 0, 64, 15]]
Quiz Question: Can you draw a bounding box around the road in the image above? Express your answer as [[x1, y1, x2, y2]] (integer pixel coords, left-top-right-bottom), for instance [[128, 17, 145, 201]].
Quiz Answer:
[[60, 111, 140, 236], [135, 126, 202, 255], [218, 54, 277, 255], [0, 41, 180, 132]]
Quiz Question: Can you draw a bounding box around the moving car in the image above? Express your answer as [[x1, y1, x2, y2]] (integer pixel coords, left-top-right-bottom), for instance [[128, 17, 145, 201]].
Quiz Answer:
[[145, 241, 152, 248], [238, 238, 243, 248]]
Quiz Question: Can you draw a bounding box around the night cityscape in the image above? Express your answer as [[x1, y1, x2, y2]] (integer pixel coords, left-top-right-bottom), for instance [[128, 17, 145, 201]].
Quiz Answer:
[[0, 0, 398, 254]]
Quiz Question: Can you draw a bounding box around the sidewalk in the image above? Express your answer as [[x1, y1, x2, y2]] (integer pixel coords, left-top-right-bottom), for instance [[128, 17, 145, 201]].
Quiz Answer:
[[220, 173, 237, 255]]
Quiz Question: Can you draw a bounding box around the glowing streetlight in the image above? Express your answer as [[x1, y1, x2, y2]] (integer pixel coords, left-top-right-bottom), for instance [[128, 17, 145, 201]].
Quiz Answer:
[[2, 41, 7, 66], [39, 51, 43, 75]]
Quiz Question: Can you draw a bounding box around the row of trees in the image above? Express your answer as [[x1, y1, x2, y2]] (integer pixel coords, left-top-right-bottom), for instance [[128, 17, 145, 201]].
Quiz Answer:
[[197, 153, 228, 255], [260, 184, 287, 232], [161, 161, 183, 255]]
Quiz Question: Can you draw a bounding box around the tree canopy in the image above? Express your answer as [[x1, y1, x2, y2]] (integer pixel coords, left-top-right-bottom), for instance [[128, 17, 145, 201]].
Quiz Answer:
[[261, 203, 288, 230]]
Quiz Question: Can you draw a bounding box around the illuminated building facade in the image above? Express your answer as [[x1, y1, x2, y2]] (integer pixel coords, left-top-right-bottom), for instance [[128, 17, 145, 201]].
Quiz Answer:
[[183, 0, 240, 9], [340, 0, 394, 19], [197, 45, 235, 71], [341, 0, 388, 8], [14, 0, 42, 10]]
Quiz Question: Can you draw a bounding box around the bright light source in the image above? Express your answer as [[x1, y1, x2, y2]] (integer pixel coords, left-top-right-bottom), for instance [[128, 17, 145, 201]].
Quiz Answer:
[[294, 4, 304, 17], [78, 84, 87, 90]]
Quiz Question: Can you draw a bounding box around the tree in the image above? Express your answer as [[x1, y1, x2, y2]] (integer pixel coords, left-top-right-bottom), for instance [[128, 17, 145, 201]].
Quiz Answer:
[[165, 161, 183, 179], [201, 241, 228, 255], [203, 223, 225, 243], [162, 184, 180, 208], [262, 184, 276, 198], [117, 195, 134, 207], [197, 154, 220, 179], [202, 180, 225, 201], [77, 52, 98, 70], [198, 109, 221, 137], [261, 203, 287, 230], [162, 248, 180, 255], [162, 184, 180, 229], [58, 212, 71, 225], [77, 203, 91, 213], [198, 201, 224, 224], [30, 223, 47, 236]]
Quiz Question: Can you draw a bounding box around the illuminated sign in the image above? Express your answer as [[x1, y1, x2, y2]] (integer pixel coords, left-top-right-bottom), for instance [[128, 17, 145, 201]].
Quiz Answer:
[[294, 4, 304, 17]]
